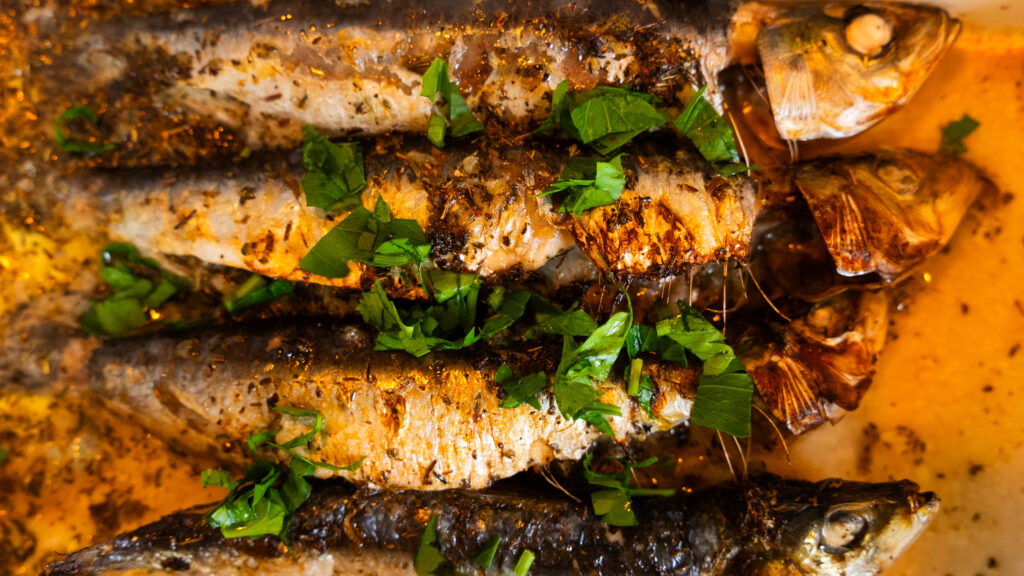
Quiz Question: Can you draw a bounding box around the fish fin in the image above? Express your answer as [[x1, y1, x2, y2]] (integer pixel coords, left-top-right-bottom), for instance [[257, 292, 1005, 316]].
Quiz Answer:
[[772, 54, 818, 139], [745, 347, 828, 435]]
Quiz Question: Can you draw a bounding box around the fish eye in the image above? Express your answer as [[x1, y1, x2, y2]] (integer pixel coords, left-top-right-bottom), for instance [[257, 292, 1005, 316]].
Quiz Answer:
[[821, 509, 868, 553], [844, 8, 893, 57]]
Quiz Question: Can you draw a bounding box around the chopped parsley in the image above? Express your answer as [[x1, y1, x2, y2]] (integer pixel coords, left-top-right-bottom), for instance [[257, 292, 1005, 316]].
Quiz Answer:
[[80, 244, 188, 337], [54, 105, 116, 154], [717, 162, 760, 177], [673, 87, 742, 166], [535, 82, 668, 154], [550, 307, 632, 435], [357, 271, 482, 357], [656, 303, 754, 437], [299, 196, 430, 278], [300, 125, 367, 212], [481, 287, 531, 338], [582, 454, 674, 526], [223, 274, 294, 316], [414, 515, 450, 576], [939, 114, 979, 156], [420, 58, 484, 148], [536, 154, 627, 215], [496, 364, 548, 410], [513, 550, 536, 576], [472, 535, 502, 569], [202, 406, 363, 541]]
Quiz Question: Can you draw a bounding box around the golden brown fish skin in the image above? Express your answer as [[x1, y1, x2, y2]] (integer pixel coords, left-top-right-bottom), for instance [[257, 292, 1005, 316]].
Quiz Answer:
[[74, 140, 755, 288], [793, 150, 994, 281], [43, 476, 939, 576], [88, 318, 698, 490], [572, 151, 756, 277]]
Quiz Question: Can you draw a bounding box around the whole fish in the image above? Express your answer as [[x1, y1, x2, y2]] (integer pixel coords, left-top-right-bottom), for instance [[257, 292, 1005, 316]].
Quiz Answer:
[[89, 319, 697, 490], [44, 475, 939, 576], [74, 140, 756, 287], [39, 0, 959, 167]]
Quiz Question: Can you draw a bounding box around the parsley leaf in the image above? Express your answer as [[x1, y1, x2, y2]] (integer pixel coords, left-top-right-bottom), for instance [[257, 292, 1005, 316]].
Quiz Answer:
[[496, 364, 548, 410], [421, 58, 484, 148], [300, 196, 430, 278], [80, 244, 188, 337], [415, 515, 451, 576], [525, 299, 599, 339], [674, 86, 740, 164], [939, 114, 979, 156], [202, 406, 363, 541], [656, 303, 754, 437], [550, 307, 632, 434], [357, 272, 483, 357], [472, 535, 502, 569], [54, 105, 116, 154], [481, 287, 531, 338], [535, 81, 667, 154], [717, 162, 760, 177], [300, 125, 366, 212], [537, 154, 627, 216], [582, 454, 674, 526], [223, 275, 294, 315]]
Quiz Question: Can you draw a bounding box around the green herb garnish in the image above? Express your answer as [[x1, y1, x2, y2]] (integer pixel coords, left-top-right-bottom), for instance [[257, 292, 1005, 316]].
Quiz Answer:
[[535, 82, 668, 154], [223, 274, 294, 315], [54, 105, 116, 154], [583, 454, 674, 526], [513, 550, 536, 576], [481, 287, 531, 338], [300, 196, 430, 278], [420, 58, 484, 148], [300, 125, 367, 212], [415, 515, 450, 576], [80, 244, 188, 337], [0, 448, 9, 467], [537, 154, 627, 215], [472, 535, 502, 569], [656, 303, 754, 437], [496, 364, 548, 410], [357, 271, 482, 357], [202, 406, 363, 541], [717, 162, 760, 177], [524, 299, 599, 339], [674, 86, 739, 165], [939, 114, 979, 156], [549, 306, 632, 435]]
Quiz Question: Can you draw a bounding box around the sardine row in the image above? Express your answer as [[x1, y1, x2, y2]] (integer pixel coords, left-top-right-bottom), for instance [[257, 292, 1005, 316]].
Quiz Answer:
[[44, 475, 940, 576]]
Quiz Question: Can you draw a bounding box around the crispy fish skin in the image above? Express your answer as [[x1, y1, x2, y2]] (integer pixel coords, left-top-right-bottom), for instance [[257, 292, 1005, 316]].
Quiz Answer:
[[51, 0, 723, 167], [88, 319, 697, 490], [44, 476, 939, 576], [77, 142, 754, 287]]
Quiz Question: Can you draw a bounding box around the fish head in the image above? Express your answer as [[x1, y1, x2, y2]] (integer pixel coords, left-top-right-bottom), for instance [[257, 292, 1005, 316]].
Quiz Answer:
[[756, 2, 960, 140], [792, 150, 993, 280], [759, 478, 939, 576]]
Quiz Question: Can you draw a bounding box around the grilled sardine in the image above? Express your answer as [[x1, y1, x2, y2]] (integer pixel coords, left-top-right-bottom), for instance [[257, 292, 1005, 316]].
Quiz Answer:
[[44, 476, 939, 576], [89, 319, 697, 490]]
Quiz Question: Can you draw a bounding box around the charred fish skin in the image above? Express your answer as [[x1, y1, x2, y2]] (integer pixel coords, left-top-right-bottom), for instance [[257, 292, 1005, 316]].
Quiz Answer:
[[47, 0, 725, 167], [88, 319, 698, 490], [75, 140, 755, 287], [44, 476, 939, 576]]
